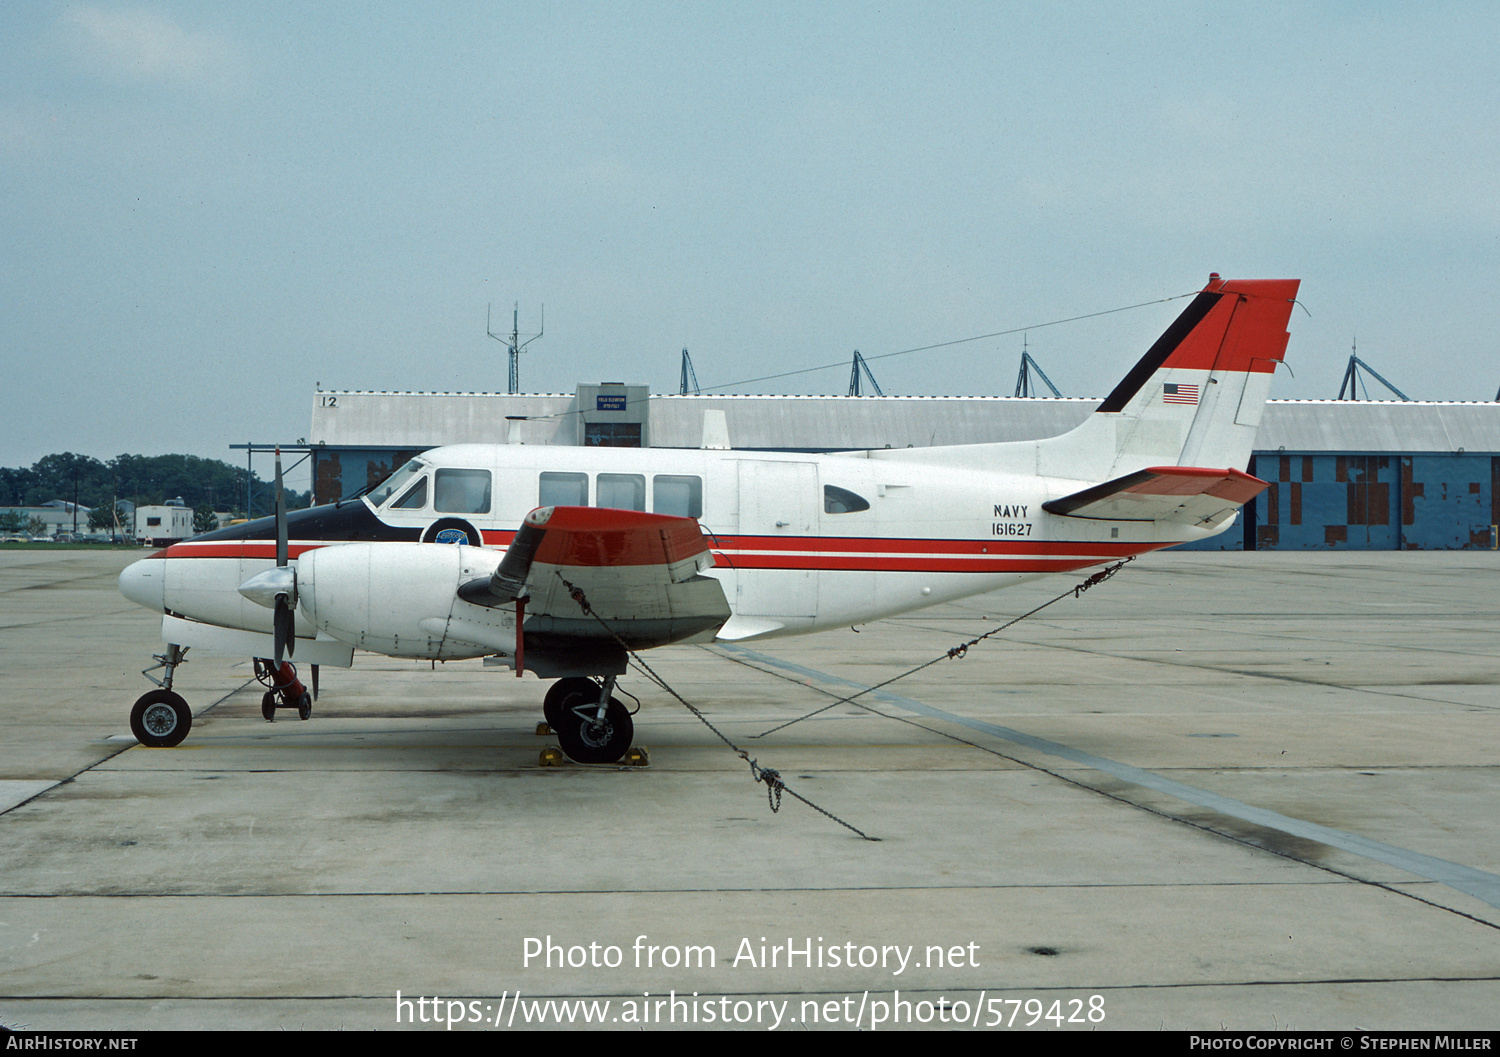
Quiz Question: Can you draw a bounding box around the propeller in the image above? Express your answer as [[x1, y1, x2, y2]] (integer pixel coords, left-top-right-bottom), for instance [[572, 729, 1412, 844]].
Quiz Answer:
[[272, 446, 295, 667], [234, 447, 299, 666]]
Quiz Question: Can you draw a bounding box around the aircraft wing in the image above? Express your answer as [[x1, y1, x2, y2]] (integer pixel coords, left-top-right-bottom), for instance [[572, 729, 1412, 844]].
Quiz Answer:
[[1042, 466, 1268, 526], [455, 505, 731, 652], [297, 507, 730, 678]]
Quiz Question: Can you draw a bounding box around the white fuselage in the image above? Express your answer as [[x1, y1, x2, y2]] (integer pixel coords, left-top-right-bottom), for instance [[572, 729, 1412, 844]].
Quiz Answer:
[[124, 442, 1218, 654]]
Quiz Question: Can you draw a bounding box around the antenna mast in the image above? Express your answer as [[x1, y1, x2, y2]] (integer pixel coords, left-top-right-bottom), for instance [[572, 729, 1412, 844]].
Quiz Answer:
[[679, 348, 700, 394], [1013, 336, 1062, 397], [847, 350, 884, 396], [487, 302, 544, 394], [1337, 337, 1409, 401]]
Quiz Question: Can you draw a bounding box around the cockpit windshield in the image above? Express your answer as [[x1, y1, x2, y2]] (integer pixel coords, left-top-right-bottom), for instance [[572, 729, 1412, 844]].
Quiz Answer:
[[366, 459, 428, 509]]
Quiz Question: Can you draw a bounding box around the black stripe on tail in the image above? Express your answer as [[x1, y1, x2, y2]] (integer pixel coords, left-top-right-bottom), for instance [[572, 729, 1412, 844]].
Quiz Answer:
[[1096, 292, 1222, 413]]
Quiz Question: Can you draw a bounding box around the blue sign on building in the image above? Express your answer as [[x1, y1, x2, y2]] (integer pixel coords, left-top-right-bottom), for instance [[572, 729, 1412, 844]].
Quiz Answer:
[[596, 395, 628, 412]]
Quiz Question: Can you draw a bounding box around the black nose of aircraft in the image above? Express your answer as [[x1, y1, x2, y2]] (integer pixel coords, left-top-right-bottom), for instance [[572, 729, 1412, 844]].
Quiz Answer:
[[193, 500, 422, 546]]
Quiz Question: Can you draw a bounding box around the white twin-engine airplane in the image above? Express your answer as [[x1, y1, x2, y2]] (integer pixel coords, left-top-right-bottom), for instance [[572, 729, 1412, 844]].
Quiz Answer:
[[119, 275, 1298, 763]]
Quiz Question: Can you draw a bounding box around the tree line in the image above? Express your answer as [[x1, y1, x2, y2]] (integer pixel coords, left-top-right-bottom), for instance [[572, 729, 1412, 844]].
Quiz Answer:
[[0, 452, 312, 527]]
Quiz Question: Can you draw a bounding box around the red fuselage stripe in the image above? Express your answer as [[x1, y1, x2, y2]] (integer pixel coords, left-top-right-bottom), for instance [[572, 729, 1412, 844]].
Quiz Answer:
[[159, 535, 1168, 572], [162, 542, 326, 560], [713, 535, 1146, 556]]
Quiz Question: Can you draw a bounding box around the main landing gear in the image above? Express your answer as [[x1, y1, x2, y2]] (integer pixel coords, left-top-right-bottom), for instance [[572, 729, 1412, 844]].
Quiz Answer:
[[130, 644, 192, 747], [254, 659, 313, 722], [542, 676, 634, 764]]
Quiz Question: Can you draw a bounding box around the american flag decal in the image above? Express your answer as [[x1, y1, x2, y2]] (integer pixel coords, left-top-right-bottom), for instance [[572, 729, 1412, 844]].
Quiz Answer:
[[1163, 383, 1199, 405]]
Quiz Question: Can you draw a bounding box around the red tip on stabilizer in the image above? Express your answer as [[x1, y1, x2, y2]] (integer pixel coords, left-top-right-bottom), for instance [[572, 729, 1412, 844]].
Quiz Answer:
[[1161, 278, 1300, 373]]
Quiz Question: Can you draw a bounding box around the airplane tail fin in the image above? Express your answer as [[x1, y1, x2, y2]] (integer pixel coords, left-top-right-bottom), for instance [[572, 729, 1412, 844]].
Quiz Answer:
[[1037, 275, 1299, 482]]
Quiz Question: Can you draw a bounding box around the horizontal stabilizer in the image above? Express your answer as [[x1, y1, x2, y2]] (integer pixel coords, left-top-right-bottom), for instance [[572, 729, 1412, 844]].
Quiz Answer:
[[1043, 466, 1268, 525]]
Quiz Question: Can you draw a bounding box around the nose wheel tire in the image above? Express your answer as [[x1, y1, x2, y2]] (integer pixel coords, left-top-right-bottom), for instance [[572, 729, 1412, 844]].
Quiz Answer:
[[553, 693, 634, 765], [130, 690, 192, 748]]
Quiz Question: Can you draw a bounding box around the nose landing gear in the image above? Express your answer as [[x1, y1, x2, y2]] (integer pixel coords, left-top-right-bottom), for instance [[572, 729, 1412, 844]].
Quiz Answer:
[[130, 644, 192, 747]]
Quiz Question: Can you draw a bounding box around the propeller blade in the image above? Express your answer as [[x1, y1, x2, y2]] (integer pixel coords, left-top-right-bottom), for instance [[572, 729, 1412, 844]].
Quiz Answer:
[[274, 446, 288, 568], [263, 446, 295, 668], [273, 594, 294, 667]]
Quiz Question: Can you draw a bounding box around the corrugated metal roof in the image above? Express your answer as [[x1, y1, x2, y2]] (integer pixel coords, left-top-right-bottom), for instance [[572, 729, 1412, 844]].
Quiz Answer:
[[312, 392, 576, 447], [309, 390, 1500, 454], [1257, 401, 1500, 453]]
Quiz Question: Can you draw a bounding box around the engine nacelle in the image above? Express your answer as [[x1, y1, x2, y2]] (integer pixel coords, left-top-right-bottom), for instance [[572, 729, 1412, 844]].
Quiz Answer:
[[297, 543, 509, 660]]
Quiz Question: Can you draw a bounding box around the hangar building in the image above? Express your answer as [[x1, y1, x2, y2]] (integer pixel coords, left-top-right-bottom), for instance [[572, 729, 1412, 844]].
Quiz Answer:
[[304, 386, 1500, 552]]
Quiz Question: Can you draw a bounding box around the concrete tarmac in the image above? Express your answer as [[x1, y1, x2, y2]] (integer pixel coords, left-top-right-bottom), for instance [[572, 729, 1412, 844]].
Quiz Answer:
[[1, 547, 1497, 1031]]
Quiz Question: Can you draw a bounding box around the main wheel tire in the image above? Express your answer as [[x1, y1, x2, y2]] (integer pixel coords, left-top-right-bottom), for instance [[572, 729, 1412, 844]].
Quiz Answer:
[[554, 694, 633, 765], [130, 690, 192, 748], [297, 691, 312, 721], [543, 677, 597, 729], [261, 691, 277, 722]]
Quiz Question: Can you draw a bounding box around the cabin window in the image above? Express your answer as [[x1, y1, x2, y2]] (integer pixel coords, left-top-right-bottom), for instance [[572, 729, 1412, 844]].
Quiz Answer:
[[368, 459, 426, 507], [597, 473, 646, 511], [652, 475, 703, 518], [539, 472, 588, 507], [434, 468, 491, 514], [392, 476, 428, 510], [824, 485, 870, 514]]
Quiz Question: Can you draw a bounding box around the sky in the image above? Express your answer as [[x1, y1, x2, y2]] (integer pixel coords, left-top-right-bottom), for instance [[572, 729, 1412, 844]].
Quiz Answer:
[[3, 2, 1498, 489]]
